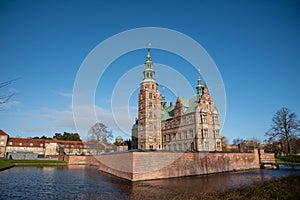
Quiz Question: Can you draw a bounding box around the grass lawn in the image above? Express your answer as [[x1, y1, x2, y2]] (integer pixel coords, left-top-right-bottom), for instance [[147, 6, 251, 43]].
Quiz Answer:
[[276, 155, 300, 165], [0, 159, 67, 169], [12, 159, 67, 166], [0, 159, 15, 170]]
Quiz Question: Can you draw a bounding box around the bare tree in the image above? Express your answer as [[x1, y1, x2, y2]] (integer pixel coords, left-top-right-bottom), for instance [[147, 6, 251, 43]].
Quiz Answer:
[[232, 138, 245, 152], [0, 78, 19, 110], [221, 135, 229, 151], [86, 122, 114, 154], [88, 122, 113, 142], [265, 107, 300, 155]]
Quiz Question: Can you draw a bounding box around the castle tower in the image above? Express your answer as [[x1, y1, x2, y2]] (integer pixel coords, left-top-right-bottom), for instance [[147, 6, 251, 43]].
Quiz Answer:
[[137, 45, 162, 150]]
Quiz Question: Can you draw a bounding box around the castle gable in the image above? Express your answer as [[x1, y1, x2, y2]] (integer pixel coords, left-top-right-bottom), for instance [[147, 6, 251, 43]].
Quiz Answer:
[[161, 94, 200, 121]]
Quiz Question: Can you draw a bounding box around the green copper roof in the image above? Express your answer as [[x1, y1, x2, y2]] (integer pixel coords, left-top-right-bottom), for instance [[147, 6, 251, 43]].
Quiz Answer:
[[141, 47, 156, 83], [161, 105, 175, 120], [179, 95, 200, 114], [161, 94, 166, 104], [196, 70, 204, 95], [161, 94, 200, 120], [160, 71, 204, 120], [146, 50, 151, 61]]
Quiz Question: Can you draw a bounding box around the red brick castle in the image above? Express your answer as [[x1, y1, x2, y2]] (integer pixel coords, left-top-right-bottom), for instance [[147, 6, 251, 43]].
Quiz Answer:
[[132, 48, 222, 151]]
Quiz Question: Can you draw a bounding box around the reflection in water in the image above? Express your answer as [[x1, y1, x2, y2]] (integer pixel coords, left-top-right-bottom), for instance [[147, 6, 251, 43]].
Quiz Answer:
[[0, 165, 299, 199]]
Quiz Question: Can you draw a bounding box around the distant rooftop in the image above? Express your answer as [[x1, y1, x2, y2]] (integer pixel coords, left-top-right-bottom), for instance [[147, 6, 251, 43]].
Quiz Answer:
[[0, 129, 8, 136]]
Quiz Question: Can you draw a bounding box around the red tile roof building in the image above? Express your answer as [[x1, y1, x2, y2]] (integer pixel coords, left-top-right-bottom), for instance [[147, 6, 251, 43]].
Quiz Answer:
[[1, 131, 88, 158]]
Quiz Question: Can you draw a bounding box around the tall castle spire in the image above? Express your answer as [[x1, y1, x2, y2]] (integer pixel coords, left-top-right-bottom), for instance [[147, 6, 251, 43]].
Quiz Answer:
[[142, 42, 156, 83], [196, 69, 203, 96], [136, 44, 162, 150]]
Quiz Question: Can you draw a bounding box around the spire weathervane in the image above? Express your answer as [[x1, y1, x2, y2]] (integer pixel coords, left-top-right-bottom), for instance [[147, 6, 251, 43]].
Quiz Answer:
[[146, 42, 152, 61], [148, 42, 151, 53]]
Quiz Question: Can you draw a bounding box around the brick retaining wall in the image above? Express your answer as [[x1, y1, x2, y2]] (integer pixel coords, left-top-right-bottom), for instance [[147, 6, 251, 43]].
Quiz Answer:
[[49, 155, 100, 166], [97, 150, 263, 181]]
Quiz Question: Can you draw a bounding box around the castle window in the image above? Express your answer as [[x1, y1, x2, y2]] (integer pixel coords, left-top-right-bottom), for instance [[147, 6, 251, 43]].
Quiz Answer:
[[213, 115, 219, 124], [149, 123, 153, 130], [188, 115, 192, 124], [173, 143, 176, 150], [184, 130, 187, 139], [202, 129, 208, 138], [178, 143, 182, 151], [152, 84, 154, 89], [189, 130, 194, 138], [149, 101, 152, 108], [204, 141, 209, 150], [177, 132, 181, 140], [163, 135, 166, 142], [201, 114, 207, 123], [149, 93, 152, 98], [216, 142, 221, 151], [214, 130, 220, 138]]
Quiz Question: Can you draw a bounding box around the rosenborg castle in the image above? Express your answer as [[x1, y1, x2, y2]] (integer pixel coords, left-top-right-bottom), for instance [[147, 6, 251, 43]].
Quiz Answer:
[[132, 48, 222, 151]]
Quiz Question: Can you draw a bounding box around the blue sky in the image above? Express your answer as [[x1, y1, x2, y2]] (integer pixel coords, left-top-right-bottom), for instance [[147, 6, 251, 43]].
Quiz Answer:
[[0, 0, 300, 143]]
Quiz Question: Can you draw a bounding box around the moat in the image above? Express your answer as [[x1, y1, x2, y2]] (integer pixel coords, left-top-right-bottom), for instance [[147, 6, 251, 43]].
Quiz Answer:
[[0, 165, 300, 199]]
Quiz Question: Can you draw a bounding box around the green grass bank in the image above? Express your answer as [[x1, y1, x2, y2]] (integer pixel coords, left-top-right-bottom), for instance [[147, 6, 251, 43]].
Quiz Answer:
[[0, 159, 67, 170], [12, 159, 68, 166], [276, 155, 300, 165], [0, 159, 15, 171]]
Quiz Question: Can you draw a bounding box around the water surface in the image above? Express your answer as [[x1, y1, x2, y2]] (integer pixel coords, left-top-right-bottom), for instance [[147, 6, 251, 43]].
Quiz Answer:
[[0, 165, 299, 199]]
